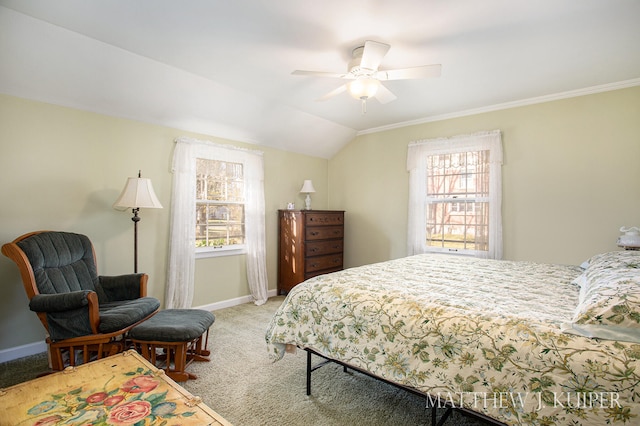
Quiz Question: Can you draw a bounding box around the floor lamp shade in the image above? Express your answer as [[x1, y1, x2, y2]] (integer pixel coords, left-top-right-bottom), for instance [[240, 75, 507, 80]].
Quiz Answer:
[[113, 177, 163, 210], [113, 173, 163, 273]]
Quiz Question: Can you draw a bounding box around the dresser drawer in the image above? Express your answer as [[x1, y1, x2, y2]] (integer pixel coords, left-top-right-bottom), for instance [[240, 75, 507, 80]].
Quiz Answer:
[[305, 212, 344, 226], [305, 253, 343, 272], [305, 266, 342, 280], [306, 240, 343, 256], [306, 226, 343, 241]]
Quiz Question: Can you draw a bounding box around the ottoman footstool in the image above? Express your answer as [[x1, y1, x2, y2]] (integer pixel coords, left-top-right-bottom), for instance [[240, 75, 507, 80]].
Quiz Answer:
[[129, 309, 215, 382]]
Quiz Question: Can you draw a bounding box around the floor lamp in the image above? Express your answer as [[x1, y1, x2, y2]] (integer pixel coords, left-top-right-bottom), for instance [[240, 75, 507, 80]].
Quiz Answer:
[[113, 171, 163, 273]]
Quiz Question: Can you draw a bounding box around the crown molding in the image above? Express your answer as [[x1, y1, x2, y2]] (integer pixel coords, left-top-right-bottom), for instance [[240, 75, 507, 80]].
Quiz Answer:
[[358, 78, 640, 136]]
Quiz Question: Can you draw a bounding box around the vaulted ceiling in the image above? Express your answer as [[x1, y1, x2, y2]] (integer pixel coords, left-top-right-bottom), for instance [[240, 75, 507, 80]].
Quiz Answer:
[[1, 0, 639, 158]]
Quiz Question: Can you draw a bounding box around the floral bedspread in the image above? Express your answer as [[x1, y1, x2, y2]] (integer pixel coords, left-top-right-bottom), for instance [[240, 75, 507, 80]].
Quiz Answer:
[[265, 253, 640, 426]]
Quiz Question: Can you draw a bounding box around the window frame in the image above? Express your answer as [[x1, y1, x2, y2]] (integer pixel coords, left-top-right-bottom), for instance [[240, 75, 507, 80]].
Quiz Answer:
[[407, 130, 503, 259], [194, 158, 247, 259], [424, 150, 491, 256]]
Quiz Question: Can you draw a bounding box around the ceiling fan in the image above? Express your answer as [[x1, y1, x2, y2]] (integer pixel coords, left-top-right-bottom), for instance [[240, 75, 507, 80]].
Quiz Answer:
[[292, 40, 441, 112]]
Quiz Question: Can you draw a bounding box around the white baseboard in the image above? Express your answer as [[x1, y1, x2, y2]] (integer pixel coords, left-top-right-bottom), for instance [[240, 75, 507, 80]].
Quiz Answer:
[[0, 340, 47, 363], [0, 290, 280, 363], [193, 289, 279, 312]]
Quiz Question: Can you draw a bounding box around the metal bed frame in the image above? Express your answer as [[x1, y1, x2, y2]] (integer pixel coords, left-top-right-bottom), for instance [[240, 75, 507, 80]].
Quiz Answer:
[[305, 348, 506, 426]]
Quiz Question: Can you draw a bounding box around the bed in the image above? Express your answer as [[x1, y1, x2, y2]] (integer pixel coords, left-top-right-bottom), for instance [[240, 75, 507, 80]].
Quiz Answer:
[[265, 251, 640, 426]]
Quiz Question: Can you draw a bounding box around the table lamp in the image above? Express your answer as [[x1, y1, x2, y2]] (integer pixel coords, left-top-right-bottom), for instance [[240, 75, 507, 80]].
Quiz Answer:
[[299, 180, 316, 210]]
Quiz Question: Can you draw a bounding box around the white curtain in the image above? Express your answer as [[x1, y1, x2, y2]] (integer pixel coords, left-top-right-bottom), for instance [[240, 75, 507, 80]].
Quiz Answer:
[[165, 136, 268, 308], [243, 150, 269, 305], [166, 140, 196, 309], [407, 130, 503, 259]]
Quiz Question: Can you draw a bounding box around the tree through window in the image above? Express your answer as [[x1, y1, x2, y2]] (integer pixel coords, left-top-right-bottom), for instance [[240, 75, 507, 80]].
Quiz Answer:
[[195, 159, 245, 249], [426, 150, 490, 251]]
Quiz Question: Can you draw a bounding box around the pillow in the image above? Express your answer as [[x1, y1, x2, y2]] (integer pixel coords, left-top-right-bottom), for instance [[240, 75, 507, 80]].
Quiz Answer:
[[562, 251, 640, 343]]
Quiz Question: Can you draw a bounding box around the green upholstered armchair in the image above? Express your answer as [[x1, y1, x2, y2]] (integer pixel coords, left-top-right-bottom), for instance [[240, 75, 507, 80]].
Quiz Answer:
[[2, 231, 160, 370]]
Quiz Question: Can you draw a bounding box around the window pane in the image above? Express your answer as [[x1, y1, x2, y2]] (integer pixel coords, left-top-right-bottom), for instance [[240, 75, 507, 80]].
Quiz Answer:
[[427, 151, 489, 199], [196, 203, 245, 247], [196, 159, 244, 202], [426, 201, 488, 250]]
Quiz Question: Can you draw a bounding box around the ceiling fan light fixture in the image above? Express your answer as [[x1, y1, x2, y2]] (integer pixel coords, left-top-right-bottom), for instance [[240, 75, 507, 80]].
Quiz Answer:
[[293, 40, 440, 107], [347, 77, 380, 100]]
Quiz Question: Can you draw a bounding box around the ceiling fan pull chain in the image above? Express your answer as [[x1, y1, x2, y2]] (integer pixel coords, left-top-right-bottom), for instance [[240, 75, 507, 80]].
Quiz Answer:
[[361, 98, 367, 114]]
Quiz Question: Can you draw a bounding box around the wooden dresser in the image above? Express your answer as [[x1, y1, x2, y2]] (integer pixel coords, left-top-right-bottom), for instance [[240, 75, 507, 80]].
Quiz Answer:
[[277, 210, 345, 294]]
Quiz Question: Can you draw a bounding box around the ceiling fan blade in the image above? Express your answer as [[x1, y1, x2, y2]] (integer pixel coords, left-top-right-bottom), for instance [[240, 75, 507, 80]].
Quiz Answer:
[[292, 70, 348, 79], [360, 40, 390, 71], [316, 84, 347, 101], [374, 83, 397, 104], [376, 64, 442, 80]]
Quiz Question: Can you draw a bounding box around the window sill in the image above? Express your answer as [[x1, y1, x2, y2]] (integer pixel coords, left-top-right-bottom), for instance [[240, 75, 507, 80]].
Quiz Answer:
[[196, 247, 246, 259], [424, 247, 480, 257]]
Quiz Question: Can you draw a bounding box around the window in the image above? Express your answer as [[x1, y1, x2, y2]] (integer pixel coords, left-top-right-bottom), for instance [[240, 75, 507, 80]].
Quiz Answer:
[[195, 159, 245, 253], [426, 150, 489, 252], [166, 136, 268, 309], [407, 130, 503, 259]]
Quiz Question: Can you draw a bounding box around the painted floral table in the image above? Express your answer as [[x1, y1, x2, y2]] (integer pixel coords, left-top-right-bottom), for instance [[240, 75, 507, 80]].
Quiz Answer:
[[0, 350, 231, 426]]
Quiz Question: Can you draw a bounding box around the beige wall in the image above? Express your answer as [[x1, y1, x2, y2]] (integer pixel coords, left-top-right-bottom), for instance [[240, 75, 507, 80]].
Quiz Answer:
[[0, 94, 328, 352], [2, 86, 638, 354], [329, 86, 640, 268]]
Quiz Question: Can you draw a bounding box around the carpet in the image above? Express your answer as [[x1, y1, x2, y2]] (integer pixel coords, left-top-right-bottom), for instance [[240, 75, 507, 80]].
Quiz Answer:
[[0, 297, 493, 426]]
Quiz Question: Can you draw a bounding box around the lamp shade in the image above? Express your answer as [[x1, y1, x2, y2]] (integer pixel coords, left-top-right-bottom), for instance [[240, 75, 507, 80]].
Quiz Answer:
[[113, 177, 163, 209], [347, 77, 380, 100], [299, 180, 316, 194]]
